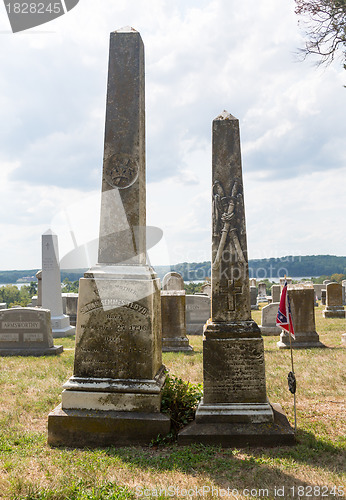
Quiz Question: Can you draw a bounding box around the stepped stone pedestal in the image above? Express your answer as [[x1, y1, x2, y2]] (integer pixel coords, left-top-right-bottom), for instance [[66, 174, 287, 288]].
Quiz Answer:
[[178, 112, 294, 447], [48, 28, 170, 447], [277, 285, 325, 349]]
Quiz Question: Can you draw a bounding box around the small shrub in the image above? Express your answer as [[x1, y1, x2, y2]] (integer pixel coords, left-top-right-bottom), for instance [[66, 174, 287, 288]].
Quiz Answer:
[[158, 373, 202, 443]]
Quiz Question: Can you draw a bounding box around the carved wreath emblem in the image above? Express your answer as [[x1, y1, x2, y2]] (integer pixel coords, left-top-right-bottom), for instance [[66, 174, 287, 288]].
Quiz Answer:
[[104, 153, 139, 189]]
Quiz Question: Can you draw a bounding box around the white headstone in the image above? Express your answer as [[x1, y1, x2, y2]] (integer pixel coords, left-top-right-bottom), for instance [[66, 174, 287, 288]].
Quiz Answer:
[[260, 303, 281, 335], [186, 294, 211, 335], [42, 230, 75, 338]]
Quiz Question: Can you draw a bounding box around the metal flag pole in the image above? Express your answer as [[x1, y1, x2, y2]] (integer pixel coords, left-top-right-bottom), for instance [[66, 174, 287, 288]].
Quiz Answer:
[[286, 278, 297, 433]]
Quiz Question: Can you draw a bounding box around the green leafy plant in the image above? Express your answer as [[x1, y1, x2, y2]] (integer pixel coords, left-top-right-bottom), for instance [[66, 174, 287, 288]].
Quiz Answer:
[[157, 373, 202, 444]]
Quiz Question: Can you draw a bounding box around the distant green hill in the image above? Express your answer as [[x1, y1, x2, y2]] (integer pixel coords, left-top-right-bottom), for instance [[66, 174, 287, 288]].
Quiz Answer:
[[0, 269, 87, 284], [155, 255, 346, 281]]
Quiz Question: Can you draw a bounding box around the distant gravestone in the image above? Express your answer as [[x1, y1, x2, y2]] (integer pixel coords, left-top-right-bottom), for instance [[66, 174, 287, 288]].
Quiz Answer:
[[161, 291, 193, 352], [321, 289, 326, 305], [186, 294, 211, 335], [323, 280, 332, 286], [280, 277, 292, 287], [260, 303, 281, 335], [277, 285, 325, 349], [0, 304, 7, 310], [249, 278, 256, 287], [250, 286, 258, 310], [342, 333, 346, 346], [62, 293, 79, 326], [0, 307, 63, 356], [162, 272, 184, 291], [271, 285, 281, 304], [201, 283, 211, 297], [313, 284, 324, 301], [341, 280, 346, 305], [257, 282, 268, 304], [322, 283, 345, 318], [36, 270, 42, 307], [42, 231, 75, 338]]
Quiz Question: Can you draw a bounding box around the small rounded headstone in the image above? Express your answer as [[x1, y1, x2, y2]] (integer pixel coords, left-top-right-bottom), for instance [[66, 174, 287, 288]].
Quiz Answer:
[[162, 272, 184, 291]]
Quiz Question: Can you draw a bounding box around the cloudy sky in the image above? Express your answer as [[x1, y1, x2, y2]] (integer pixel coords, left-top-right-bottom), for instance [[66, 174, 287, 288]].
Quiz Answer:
[[0, 0, 345, 271]]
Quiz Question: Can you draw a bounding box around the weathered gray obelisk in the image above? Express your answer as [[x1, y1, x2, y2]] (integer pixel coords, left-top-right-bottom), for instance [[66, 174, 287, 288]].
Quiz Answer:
[[48, 28, 170, 447], [179, 112, 294, 446]]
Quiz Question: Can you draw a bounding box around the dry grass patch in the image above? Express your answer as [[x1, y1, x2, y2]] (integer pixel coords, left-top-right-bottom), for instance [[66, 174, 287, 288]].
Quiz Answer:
[[0, 315, 344, 499]]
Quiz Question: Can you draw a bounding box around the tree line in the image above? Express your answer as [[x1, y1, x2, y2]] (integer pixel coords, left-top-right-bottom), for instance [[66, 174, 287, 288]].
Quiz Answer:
[[154, 255, 346, 281]]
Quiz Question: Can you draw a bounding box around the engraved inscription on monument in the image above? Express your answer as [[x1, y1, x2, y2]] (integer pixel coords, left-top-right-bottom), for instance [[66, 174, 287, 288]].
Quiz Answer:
[[3, 322, 40, 329], [203, 339, 267, 403], [74, 302, 152, 379]]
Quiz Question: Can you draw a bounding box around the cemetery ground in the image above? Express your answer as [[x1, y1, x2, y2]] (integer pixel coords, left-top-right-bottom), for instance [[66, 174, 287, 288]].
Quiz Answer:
[[0, 306, 344, 499]]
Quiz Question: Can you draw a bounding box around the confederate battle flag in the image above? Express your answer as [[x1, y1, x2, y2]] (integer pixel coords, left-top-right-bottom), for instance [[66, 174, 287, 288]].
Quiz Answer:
[[276, 281, 295, 339]]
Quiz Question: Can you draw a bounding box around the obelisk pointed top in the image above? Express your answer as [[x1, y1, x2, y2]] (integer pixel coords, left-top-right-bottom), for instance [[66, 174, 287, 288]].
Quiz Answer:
[[98, 22, 146, 266], [114, 26, 138, 34], [43, 229, 56, 236], [215, 110, 238, 121]]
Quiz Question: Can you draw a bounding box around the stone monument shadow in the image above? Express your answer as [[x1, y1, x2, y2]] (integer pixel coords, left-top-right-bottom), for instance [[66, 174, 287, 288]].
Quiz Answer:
[[102, 443, 332, 494]]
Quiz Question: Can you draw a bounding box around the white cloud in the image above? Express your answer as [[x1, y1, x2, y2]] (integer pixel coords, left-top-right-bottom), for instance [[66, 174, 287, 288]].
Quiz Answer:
[[0, 0, 345, 270]]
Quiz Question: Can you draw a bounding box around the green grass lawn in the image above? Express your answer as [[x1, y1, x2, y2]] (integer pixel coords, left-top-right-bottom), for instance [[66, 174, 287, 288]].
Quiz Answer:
[[0, 305, 344, 499]]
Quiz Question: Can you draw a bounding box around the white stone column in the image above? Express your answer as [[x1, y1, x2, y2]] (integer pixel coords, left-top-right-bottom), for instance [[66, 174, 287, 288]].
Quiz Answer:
[[42, 230, 75, 338]]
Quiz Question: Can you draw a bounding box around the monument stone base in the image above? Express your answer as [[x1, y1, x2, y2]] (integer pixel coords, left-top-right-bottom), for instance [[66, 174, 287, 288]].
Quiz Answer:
[[51, 314, 75, 338], [260, 326, 281, 336], [0, 345, 63, 356], [178, 403, 295, 447], [277, 331, 326, 349], [322, 306, 345, 319], [48, 263, 170, 447], [48, 404, 170, 448], [200, 320, 274, 425], [162, 337, 193, 352], [61, 367, 166, 412], [196, 400, 274, 424]]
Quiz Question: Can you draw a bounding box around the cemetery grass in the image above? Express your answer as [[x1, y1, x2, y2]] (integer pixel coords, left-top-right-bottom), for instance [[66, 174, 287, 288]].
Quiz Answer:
[[0, 307, 344, 499]]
